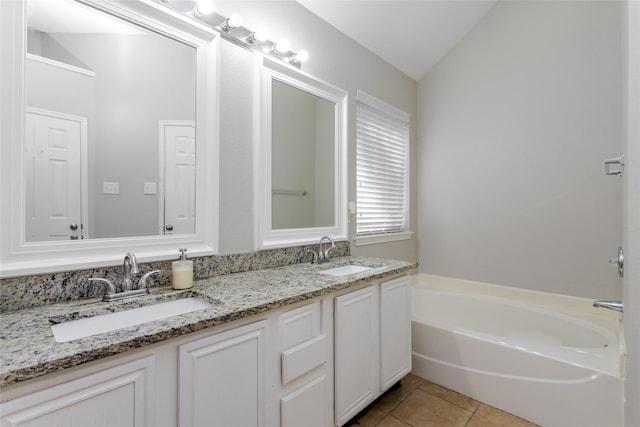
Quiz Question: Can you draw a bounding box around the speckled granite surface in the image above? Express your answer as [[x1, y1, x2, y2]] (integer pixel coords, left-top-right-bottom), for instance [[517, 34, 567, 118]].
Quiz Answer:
[[0, 242, 350, 312], [0, 256, 416, 388]]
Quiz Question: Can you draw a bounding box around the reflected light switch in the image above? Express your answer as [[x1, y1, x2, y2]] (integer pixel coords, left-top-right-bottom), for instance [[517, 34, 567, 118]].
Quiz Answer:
[[144, 182, 157, 195], [103, 182, 119, 194]]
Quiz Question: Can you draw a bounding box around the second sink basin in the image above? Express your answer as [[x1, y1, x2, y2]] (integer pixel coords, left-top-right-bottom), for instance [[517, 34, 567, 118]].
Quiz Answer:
[[320, 264, 373, 276], [51, 297, 213, 343]]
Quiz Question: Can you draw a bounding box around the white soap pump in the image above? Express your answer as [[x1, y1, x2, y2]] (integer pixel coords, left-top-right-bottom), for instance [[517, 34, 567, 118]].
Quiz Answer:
[[172, 248, 193, 290]]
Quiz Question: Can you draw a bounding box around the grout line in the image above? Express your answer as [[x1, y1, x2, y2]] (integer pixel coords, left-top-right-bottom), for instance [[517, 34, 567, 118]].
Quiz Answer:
[[417, 383, 478, 414], [464, 403, 482, 427]]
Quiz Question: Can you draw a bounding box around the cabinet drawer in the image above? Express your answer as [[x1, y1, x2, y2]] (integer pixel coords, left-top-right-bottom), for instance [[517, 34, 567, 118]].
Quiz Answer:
[[282, 334, 327, 385], [281, 374, 328, 427], [279, 301, 322, 350]]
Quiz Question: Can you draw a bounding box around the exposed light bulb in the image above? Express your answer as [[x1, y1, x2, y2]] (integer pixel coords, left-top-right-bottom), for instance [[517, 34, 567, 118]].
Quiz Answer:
[[227, 12, 243, 28], [275, 38, 290, 53], [220, 12, 243, 32], [194, 0, 213, 17], [294, 50, 309, 63], [253, 26, 269, 42]]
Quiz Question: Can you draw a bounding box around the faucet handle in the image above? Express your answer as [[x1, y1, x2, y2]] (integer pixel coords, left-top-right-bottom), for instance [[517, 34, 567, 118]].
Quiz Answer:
[[137, 270, 161, 290], [323, 246, 335, 260], [305, 249, 318, 264], [88, 277, 117, 295]]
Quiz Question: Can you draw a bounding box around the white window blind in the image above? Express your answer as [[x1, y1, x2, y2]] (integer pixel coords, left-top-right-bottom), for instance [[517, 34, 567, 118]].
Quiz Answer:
[[356, 91, 409, 237]]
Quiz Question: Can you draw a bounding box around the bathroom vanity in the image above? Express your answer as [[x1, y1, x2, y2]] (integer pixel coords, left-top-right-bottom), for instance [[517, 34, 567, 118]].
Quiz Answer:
[[0, 257, 415, 427]]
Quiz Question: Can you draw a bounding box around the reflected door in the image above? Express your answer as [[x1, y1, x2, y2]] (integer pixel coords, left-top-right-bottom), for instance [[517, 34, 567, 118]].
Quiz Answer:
[[162, 122, 195, 235], [25, 110, 84, 241]]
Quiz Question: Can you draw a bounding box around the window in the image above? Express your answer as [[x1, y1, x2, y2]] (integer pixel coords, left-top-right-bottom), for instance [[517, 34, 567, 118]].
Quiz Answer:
[[356, 91, 410, 244]]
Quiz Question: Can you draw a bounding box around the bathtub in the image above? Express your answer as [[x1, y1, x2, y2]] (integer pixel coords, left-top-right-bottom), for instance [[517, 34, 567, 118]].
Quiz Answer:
[[411, 274, 625, 427]]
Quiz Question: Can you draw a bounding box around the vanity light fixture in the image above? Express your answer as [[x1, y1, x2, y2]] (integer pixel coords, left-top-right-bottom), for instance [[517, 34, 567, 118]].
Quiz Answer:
[[218, 12, 243, 32], [159, 0, 310, 69]]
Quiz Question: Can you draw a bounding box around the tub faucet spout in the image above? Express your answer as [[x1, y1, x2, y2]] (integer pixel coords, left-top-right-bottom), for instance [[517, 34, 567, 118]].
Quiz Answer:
[[593, 300, 623, 312]]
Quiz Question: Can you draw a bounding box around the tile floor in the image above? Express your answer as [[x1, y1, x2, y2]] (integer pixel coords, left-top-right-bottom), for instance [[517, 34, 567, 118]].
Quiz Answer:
[[345, 374, 540, 427]]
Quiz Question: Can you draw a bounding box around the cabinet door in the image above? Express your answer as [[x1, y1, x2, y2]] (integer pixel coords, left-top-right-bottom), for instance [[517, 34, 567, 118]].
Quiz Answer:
[[334, 285, 379, 426], [380, 275, 412, 391], [0, 356, 155, 427], [178, 320, 268, 427]]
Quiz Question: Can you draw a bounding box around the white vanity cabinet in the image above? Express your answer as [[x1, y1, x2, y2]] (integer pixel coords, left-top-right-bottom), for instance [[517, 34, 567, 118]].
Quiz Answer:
[[0, 273, 410, 427], [334, 284, 379, 426], [177, 298, 334, 427], [178, 320, 269, 427], [334, 275, 411, 426], [0, 356, 157, 427], [275, 300, 333, 427], [379, 276, 412, 391]]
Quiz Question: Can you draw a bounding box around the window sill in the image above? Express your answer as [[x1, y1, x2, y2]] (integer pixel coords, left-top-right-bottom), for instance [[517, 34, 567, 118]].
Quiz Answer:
[[354, 231, 414, 246]]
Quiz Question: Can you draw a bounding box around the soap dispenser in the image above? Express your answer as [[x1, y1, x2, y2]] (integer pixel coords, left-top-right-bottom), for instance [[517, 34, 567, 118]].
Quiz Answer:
[[172, 248, 193, 290]]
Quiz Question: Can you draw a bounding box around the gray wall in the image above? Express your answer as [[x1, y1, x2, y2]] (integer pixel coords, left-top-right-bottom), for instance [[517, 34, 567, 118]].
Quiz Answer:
[[417, 0, 623, 299], [213, 1, 418, 261]]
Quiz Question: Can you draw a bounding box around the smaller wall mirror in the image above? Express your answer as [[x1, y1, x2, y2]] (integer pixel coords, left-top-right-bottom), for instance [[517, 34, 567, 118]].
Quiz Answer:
[[257, 57, 347, 249]]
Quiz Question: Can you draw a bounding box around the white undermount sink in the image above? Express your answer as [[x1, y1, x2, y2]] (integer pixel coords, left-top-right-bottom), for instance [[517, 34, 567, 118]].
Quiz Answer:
[[320, 264, 373, 276], [50, 298, 213, 343]]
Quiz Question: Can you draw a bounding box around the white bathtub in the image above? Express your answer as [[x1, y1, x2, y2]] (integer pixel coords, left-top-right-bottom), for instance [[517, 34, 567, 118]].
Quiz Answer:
[[411, 274, 625, 427]]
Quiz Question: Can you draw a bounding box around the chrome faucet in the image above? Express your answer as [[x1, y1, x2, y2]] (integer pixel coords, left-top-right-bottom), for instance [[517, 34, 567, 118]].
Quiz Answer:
[[305, 236, 336, 264], [593, 300, 623, 312], [318, 236, 335, 264], [121, 252, 139, 292], [88, 252, 160, 302]]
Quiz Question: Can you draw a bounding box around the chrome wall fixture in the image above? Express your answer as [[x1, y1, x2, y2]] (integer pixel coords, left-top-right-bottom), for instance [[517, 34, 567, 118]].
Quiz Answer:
[[159, 0, 310, 69]]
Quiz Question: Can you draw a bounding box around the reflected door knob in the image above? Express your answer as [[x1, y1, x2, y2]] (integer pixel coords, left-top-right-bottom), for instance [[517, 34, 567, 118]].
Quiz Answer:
[[165, 224, 174, 231]]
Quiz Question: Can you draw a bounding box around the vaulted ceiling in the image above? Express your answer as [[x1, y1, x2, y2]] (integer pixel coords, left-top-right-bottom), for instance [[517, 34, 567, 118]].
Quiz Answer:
[[297, 0, 497, 81]]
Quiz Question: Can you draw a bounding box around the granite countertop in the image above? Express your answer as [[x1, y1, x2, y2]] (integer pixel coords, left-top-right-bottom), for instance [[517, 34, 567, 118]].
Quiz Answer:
[[0, 256, 416, 388]]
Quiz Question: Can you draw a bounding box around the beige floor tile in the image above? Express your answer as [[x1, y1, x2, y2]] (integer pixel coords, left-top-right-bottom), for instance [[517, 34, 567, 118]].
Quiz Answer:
[[349, 412, 381, 427], [375, 414, 412, 427], [348, 377, 424, 426], [466, 404, 540, 427], [391, 389, 473, 427], [398, 374, 426, 394], [418, 381, 480, 412], [353, 399, 398, 426]]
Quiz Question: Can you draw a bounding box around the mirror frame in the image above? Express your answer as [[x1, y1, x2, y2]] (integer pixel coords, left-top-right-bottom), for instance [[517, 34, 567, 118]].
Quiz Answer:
[[0, 0, 220, 277], [256, 56, 348, 249]]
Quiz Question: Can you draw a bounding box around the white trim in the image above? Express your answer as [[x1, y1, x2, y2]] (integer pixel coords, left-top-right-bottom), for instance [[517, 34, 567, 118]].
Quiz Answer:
[[354, 231, 414, 247], [256, 56, 349, 249], [26, 53, 95, 77], [0, 0, 219, 277], [356, 90, 409, 122]]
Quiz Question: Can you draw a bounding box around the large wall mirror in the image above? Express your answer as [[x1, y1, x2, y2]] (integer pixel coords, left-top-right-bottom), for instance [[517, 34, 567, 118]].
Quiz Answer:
[[257, 57, 347, 249], [0, 0, 219, 276]]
